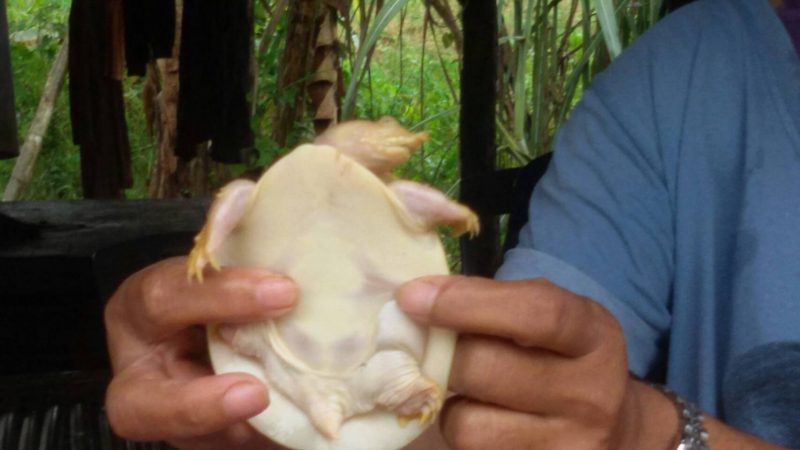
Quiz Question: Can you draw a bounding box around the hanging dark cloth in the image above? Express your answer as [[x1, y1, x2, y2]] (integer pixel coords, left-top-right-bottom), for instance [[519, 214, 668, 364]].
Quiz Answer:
[[176, 0, 253, 164], [0, 0, 18, 159], [68, 0, 132, 198], [123, 0, 176, 76]]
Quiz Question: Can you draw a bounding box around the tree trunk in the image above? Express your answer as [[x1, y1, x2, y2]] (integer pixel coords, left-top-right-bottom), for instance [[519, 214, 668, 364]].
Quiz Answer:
[[308, 1, 346, 135], [271, 0, 315, 147], [3, 39, 70, 201], [147, 0, 183, 198], [145, 0, 219, 199]]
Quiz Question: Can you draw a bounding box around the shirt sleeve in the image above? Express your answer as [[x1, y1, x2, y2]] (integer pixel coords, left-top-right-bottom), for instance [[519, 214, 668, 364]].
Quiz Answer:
[[496, 39, 678, 377]]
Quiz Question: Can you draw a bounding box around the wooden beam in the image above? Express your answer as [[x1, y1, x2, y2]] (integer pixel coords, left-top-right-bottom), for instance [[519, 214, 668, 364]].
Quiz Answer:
[[459, 0, 499, 276], [0, 199, 207, 258]]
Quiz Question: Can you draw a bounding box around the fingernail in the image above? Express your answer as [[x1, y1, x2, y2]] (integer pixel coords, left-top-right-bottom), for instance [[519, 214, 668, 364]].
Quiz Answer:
[[397, 279, 439, 322], [223, 382, 268, 419], [256, 278, 296, 310]]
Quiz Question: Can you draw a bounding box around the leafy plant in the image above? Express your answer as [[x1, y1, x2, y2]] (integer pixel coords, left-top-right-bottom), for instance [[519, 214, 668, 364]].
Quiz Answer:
[[494, 0, 662, 167]]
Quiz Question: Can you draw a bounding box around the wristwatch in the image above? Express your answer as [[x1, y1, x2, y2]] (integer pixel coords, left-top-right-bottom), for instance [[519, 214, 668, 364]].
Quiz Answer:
[[652, 384, 709, 450]]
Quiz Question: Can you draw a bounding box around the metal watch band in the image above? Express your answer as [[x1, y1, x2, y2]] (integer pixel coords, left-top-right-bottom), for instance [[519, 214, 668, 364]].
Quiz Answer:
[[652, 384, 709, 450]]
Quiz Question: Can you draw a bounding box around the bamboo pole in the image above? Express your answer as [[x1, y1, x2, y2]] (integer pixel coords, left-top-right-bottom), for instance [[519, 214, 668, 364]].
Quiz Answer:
[[3, 38, 69, 201]]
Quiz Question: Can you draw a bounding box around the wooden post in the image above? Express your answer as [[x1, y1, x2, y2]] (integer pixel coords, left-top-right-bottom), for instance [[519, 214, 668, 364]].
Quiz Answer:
[[459, 0, 499, 276], [3, 39, 69, 201]]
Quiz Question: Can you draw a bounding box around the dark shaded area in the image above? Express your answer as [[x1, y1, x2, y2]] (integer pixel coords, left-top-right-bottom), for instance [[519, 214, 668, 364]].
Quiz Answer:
[[0, 200, 207, 376], [776, 0, 800, 56], [503, 152, 553, 252], [176, 0, 253, 163], [0, 200, 204, 449], [0, 0, 18, 159], [123, 0, 176, 76], [0, 370, 175, 449], [68, 0, 132, 198], [662, 0, 696, 13]]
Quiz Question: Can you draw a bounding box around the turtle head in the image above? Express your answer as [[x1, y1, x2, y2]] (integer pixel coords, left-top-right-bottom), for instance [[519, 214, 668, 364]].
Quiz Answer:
[[314, 117, 429, 177]]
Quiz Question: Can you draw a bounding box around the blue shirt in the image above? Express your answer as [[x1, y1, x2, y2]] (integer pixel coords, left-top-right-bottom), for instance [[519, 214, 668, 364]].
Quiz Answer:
[[497, 0, 800, 445]]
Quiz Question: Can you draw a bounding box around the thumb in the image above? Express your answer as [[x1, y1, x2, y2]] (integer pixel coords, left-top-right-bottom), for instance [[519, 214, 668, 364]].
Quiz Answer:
[[395, 275, 455, 324]]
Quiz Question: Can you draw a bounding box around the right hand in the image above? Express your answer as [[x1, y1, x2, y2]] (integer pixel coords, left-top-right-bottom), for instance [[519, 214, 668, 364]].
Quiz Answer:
[[104, 257, 297, 449]]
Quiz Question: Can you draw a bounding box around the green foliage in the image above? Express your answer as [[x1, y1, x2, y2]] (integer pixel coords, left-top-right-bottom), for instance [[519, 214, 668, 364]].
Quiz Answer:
[[123, 79, 156, 199], [495, 0, 662, 165], [0, 1, 77, 199], [1, 0, 662, 208]]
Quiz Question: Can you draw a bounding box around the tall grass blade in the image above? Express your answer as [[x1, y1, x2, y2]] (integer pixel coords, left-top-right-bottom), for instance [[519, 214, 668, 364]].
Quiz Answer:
[[593, 0, 622, 58], [342, 0, 411, 119]]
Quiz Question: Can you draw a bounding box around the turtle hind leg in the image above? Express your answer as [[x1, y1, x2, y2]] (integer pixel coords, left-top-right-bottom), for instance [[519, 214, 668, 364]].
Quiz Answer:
[[350, 349, 444, 426], [347, 300, 444, 425]]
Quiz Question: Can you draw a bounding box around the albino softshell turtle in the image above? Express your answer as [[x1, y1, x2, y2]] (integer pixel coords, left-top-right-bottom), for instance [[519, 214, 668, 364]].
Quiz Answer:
[[187, 117, 478, 450]]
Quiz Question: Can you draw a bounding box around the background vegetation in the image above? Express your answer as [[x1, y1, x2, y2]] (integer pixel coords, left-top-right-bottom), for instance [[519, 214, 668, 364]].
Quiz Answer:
[[1, 0, 664, 202]]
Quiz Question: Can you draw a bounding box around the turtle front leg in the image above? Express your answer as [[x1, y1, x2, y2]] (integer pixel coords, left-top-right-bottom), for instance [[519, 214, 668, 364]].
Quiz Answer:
[[389, 180, 480, 237], [187, 179, 255, 282]]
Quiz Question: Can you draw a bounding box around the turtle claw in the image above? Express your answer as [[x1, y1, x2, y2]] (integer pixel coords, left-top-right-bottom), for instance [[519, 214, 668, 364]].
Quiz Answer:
[[187, 227, 220, 283], [395, 379, 443, 427], [450, 206, 480, 238]]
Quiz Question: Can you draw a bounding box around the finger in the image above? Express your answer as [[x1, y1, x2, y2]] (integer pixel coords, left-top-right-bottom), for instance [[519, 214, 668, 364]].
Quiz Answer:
[[397, 276, 613, 357], [106, 368, 269, 442], [439, 396, 561, 450], [450, 334, 559, 412], [449, 335, 625, 416], [110, 257, 297, 340]]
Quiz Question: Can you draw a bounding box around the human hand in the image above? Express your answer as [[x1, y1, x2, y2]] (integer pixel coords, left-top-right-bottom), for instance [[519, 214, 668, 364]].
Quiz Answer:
[[396, 276, 670, 450], [104, 257, 297, 450]]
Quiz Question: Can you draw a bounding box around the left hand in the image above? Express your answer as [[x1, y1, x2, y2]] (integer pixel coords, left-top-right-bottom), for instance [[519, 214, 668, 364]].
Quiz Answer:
[[395, 276, 658, 450]]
